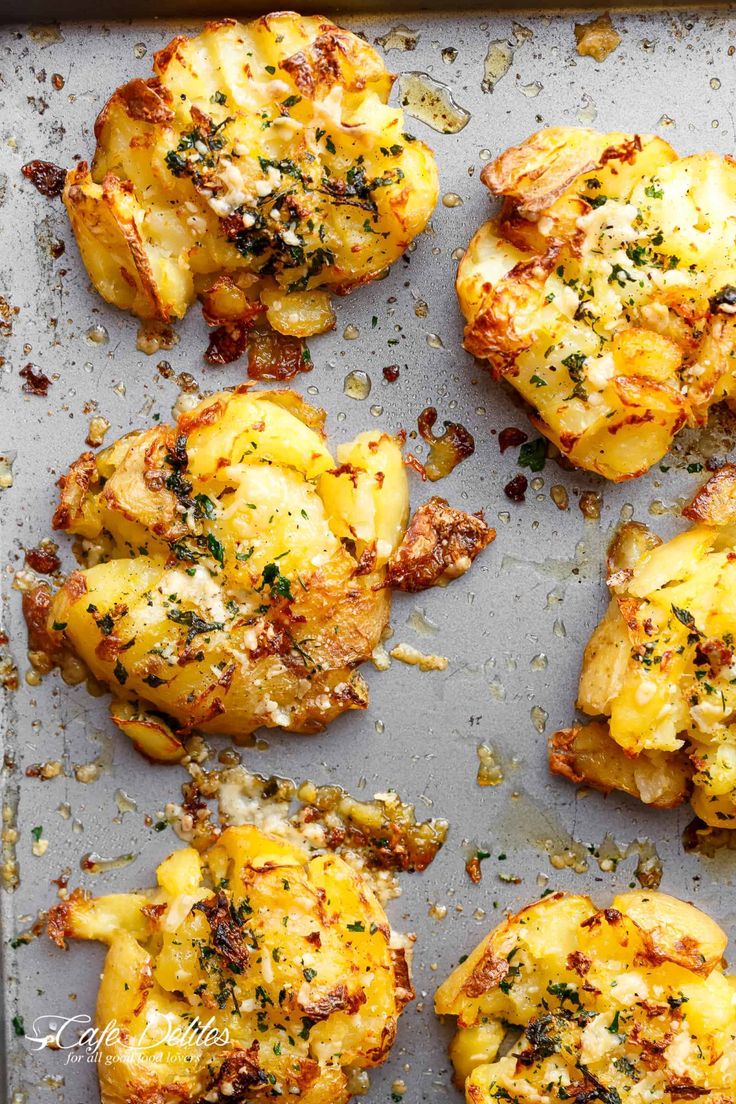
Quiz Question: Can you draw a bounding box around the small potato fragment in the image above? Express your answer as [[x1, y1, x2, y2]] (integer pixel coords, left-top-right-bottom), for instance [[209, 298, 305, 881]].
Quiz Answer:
[[457, 127, 736, 479], [48, 825, 413, 1104], [574, 14, 622, 62], [553, 466, 736, 827], [384, 497, 494, 591], [436, 891, 736, 1104]]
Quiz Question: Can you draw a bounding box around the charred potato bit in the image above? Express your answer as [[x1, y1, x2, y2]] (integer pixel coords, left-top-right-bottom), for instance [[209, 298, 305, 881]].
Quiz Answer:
[[384, 496, 494, 592], [63, 14, 438, 337], [48, 825, 414, 1104], [457, 126, 736, 480], [42, 388, 490, 757], [436, 890, 736, 1103], [551, 465, 736, 827]]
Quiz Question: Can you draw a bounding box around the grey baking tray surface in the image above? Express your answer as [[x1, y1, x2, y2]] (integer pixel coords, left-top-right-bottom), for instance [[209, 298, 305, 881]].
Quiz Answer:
[[3, 6, 736, 1103]]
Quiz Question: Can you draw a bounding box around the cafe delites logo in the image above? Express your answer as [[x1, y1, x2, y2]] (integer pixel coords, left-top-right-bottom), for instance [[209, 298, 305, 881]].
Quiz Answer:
[[23, 1013, 231, 1064]]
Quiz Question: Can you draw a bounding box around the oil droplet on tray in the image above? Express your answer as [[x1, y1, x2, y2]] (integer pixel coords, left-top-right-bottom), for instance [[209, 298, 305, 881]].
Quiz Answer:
[[483, 39, 514, 92], [80, 851, 136, 873], [343, 370, 371, 400], [86, 324, 108, 345], [397, 72, 470, 134], [531, 705, 548, 733]]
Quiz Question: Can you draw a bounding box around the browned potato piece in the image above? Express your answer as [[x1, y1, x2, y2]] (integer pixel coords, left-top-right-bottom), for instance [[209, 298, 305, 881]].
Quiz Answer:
[[32, 387, 491, 758], [62, 15, 438, 337], [48, 826, 414, 1104], [551, 466, 736, 826], [436, 891, 736, 1104], [457, 126, 736, 479]]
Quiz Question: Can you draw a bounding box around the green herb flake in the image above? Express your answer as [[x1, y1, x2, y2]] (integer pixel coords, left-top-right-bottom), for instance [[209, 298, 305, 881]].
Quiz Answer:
[[518, 438, 547, 473]]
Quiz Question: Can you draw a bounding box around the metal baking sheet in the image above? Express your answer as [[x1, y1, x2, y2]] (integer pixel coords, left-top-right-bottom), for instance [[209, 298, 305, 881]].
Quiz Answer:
[[3, 6, 736, 1102]]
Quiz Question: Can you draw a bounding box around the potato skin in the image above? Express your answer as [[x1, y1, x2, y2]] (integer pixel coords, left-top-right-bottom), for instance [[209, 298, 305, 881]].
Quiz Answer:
[[551, 468, 736, 827], [435, 890, 736, 1104], [457, 126, 736, 480], [48, 825, 413, 1104], [48, 388, 408, 749], [63, 14, 438, 335]]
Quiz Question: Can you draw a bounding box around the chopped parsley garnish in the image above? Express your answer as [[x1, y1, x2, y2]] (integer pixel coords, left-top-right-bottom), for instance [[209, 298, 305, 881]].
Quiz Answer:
[[672, 604, 697, 630], [546, 981, 581, 1007], [207, 532, 225, 567], [258, 562, 293, 601], [194, 493, 216, 519], [518, 437, 547, 472], [167, 609, 224, 645]]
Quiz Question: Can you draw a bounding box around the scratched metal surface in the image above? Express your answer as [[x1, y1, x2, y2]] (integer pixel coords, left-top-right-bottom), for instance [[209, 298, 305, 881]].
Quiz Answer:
[[2, 6, 736, 1102]]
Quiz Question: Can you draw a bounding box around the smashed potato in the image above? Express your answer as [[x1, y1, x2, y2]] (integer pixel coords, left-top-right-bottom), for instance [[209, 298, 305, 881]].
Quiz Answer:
[[457, 126, 736, 479], [39, 387, 491, 758], [436, 890, 736, 1104], [551, 465, 736, 827], [49, 825, 414, 1104], [63, 14, 438, 336]]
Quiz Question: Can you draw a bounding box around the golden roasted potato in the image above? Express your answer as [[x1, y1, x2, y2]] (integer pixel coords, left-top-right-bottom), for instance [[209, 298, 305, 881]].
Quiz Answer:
[[63, 14, 438, 336], [457, 126, 736, 479], [48, 825, 414, 1104], [436, 890, 736, 1104], [38, 387, 491, 758], [551, 465, 736, 827]]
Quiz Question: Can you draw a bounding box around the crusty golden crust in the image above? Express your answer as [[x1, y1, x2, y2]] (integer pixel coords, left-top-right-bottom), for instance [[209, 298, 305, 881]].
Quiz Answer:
[[548, 722, 692, 809], [683, 462, 736, 525], [384, 497, 494, 592], [52, 450, 98, 531], [480, 127, 623, 218]]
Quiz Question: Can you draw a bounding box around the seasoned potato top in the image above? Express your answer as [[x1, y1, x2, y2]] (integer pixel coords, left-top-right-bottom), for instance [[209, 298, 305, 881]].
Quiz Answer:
[[457, 127, 736, 480], [63, 14, 438, 335], [48, 825, 414, 1104], [47, 388, 409, 752], [556, 466, 736, 828], [435, 891, 736, 1104]]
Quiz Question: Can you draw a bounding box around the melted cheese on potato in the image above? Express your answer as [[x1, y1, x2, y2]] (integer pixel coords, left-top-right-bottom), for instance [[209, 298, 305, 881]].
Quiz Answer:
[[63, 14, 438, 335], [48, 388, 409, 757], [457, 127, 736, 480], [436, 891, 736, 1104], [48, 825, 414, 1104], [553, 465, 736, 827]]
